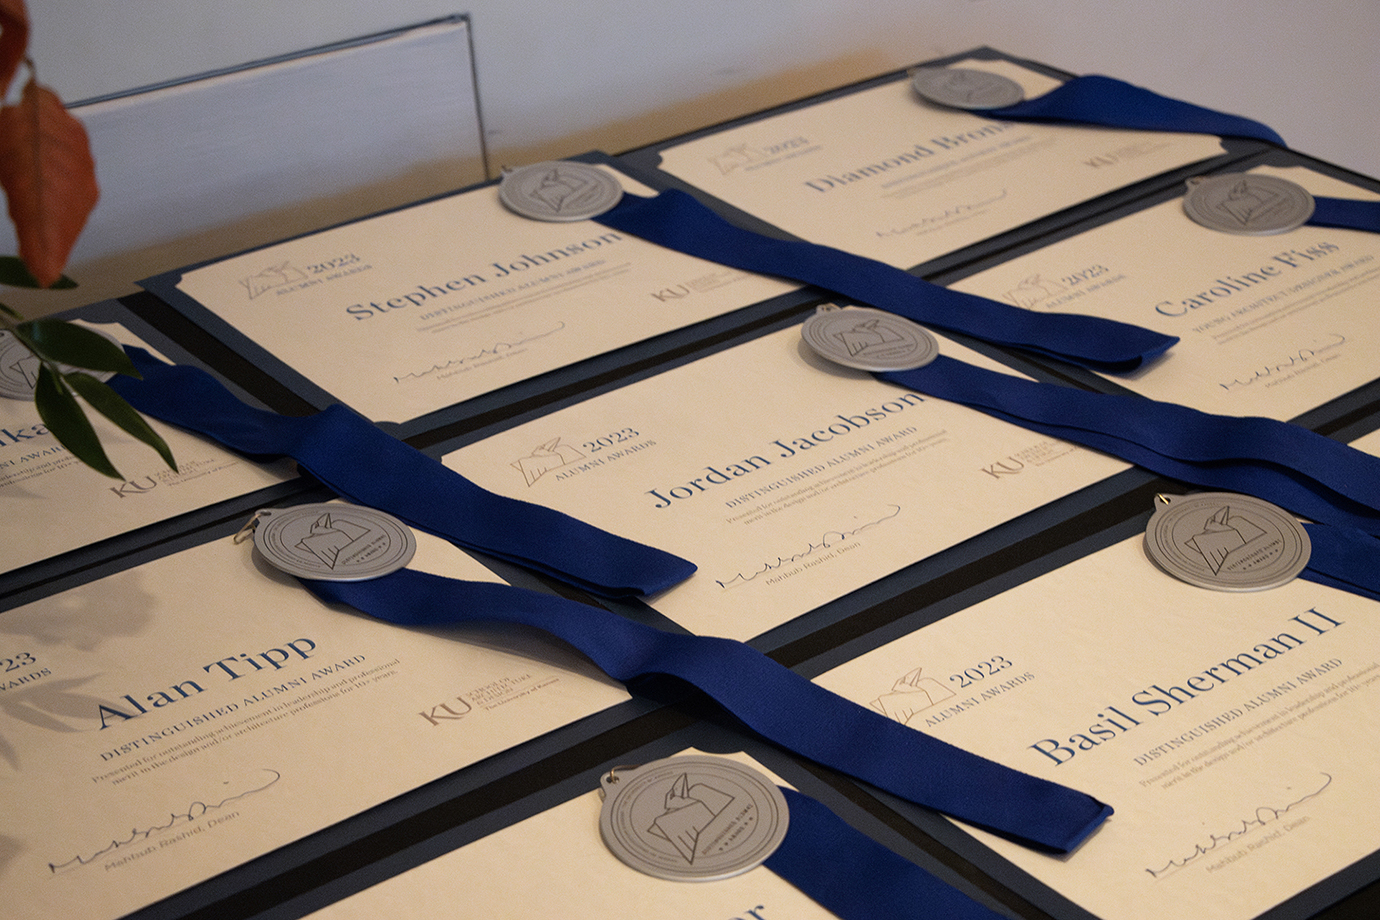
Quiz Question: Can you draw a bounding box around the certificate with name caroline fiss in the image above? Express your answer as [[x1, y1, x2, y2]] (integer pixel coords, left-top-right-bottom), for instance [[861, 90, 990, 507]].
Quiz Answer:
[[643, 57, 1227, 269], [0, 518, 629, 920], [0, 322, 293, 576], [948, 165, 1380, 421], [440, 323, 1127, 641], [157, 163, 795, 426], [813, 498, 1380, 920], [303, 750, 836, 920]]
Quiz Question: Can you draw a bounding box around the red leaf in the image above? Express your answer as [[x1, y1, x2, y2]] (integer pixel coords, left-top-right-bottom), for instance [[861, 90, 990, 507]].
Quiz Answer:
[[0, 0, 27, 94], [0, 79, 99, 287]]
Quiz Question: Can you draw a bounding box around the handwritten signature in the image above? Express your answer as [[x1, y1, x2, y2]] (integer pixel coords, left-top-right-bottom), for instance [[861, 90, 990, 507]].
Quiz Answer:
[[1219, 334, 1345, 390], [394, 322, 566, 382], [716, 505, 900, 589], [1144, 772, 1331, 879], [875, 190, 1009, 238], [48, 768, 282, 873]]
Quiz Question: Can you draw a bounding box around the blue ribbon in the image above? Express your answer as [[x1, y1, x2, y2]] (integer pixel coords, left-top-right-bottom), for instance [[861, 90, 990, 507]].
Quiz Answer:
[[767, 787, 1006, 920], [1298, 523, 1380, 603], [985, 73, 1286, 146], [304, 569, 1111, 854], [597, 189, 1175, 372], [1309, 196, 1380, 233], [108, 348, 695, 598]]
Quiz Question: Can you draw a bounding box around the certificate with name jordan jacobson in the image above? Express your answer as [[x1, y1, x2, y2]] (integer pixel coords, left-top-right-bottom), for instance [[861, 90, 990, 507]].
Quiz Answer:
[[441, 323, 1126, 641], [0, 516, 629, 920], [813, 497, 1380, 920], [0, 322, 293, 575], [303, 750, 836, 920], [948, 164, 1380, 420], [644, 56, 1226, 269], [154, 163, 795, 425]]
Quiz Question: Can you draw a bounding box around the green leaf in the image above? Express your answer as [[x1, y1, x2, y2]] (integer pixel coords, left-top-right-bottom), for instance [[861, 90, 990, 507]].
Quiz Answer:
[[64, 371, 176, 470], [16, 318, 137, 375], [0, 255, 77, 289], [33, 365, 120, 478]]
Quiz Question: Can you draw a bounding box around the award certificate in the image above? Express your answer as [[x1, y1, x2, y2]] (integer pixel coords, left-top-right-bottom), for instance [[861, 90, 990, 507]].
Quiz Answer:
[[651, 58, 1226, 268], [814, 513, 1380, 920], [0, 322, 292, 574], [305, 749, 833, 920], [950, 166, 1380, 419], [442, 324, 1126, 640], [0, 519, 628, 920], [165, 166, 795, 424]]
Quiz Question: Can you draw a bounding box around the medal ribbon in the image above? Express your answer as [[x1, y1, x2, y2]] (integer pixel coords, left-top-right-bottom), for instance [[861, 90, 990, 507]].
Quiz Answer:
[[304, 569, 1111, 853], [1308, 196, 1380, 233], [108, 349, 695, 598], [879, 356, 1380, 535], [984, 73, 1286, 146], [596, 189, 1175, 372], [1298, 523, 1380, 603], [766, 787, 1006, 920]]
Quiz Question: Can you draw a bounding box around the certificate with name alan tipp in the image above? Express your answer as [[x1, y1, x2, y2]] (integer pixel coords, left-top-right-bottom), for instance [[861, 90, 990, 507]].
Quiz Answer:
[[159, 164, 796, 425], [648, 57, 1227, 269], [0, 516, 629, 920], [440, 323, 1127, 641]]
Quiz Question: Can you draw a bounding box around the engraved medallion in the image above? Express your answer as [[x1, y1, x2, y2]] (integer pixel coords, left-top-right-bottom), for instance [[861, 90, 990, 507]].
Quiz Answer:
[[911, 67, 1025, 110], [802, 306, 939, 372], [498, 161, 624, 222], [599, 755, 789, 882], [0, 328, 119, 400], [1144, 492, 1310, 591], [251, 503, 416, 581], [1182, 173, 1315, 236]]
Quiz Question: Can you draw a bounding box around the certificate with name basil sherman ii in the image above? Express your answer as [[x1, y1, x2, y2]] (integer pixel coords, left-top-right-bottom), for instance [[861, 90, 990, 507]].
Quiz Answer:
[[814, 525, 1380, 920], [164, 165, 794, 425], [441, 324, 1126, 641], [649, 58, 1226, 269], [0, 522, 628, 920], [949, 166, 1380, 420]]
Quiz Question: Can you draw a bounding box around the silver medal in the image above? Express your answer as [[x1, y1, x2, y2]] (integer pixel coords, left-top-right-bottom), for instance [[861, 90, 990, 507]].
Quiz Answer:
[[0, 328, 119, 400], [598, 755, 789, 882], [802, 305, 939, 372], [1182, 173, 1315, 236], [1144, 492, 1310, 591], [498, 161, 624, 222], [249, 503, 416, 581], [911, 67, 1025, 110]]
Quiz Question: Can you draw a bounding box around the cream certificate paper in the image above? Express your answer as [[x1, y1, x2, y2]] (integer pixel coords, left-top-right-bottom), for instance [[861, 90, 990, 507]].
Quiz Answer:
[[0, 322, 292, 573], [652, 58, 1225, 268], [306, 749, 835, 920], [443, 323, 1126, 640], [0, 517, 629, 920], [169, 166, 795, 424], [950, 166, 1380, 419], [815, 524, 1380, 920]]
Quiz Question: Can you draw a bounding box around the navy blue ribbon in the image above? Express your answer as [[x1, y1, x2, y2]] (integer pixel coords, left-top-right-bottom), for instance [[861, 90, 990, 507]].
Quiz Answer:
[[1309, 196, 1380, 233], [305, 569, 1111, 854], [597, 189, 1175, 372], [984, 73, 1285, 146], [1299, 523, 1380, 603], [767, 787, 1006, 920], [108, 348, 695, 598]]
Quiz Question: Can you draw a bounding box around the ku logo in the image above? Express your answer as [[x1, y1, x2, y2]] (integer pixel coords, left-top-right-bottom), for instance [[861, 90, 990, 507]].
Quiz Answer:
[[1185, 505, 1270, 575], [296, 513, 370, 571], [512, 437, 584, 486], [1003, 274, 1066, 309], [649, 773, 739, 864], [871, 667, 954, 725], [241, 262, 307, 299], [709, 144, 765, 175]]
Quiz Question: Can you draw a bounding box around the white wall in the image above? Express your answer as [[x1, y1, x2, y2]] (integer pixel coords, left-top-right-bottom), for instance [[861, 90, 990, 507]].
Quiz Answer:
[[25, 2, 1379, 181]]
